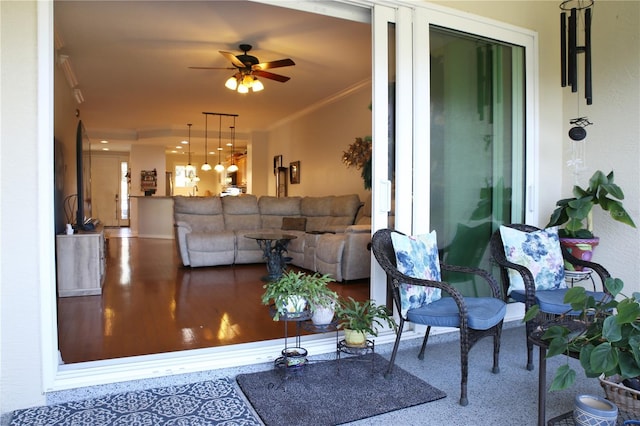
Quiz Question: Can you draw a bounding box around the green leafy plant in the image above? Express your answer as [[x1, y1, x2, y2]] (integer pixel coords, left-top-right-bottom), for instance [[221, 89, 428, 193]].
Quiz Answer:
[[261, 270, 336, 321], [335, 297, 397, 336], [547, 170, 636, 238], [523, 277, 640, 391]]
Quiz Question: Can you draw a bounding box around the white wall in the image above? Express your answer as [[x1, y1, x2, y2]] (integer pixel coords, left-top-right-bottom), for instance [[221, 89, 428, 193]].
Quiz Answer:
[[267, 81, 372, 202]]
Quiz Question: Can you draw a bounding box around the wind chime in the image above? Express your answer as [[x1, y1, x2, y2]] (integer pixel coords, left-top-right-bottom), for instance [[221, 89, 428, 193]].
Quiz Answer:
[[560, 0, 594, 181]]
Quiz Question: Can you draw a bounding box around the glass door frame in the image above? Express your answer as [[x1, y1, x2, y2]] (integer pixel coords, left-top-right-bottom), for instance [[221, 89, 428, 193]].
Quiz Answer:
[[39, 0, 539, 392]]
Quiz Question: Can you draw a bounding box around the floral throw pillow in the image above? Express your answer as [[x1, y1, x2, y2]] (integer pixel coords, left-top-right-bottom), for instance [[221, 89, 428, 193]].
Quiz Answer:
[[500, 225, 566, 295], [391, 231, 442, 317]]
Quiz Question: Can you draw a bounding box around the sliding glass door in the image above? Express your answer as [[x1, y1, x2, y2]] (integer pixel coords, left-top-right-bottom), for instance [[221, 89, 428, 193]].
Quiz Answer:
[[429, 28, 526, 296]]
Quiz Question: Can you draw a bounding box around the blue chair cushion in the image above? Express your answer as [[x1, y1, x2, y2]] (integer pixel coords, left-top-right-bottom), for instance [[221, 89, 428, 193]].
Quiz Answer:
[[510, 288, 607, 315], [406, 296, 507, 330]]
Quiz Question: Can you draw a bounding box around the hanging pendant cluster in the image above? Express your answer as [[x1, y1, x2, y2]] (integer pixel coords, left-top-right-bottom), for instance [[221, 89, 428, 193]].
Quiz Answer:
[[200, 112, 239, 174]]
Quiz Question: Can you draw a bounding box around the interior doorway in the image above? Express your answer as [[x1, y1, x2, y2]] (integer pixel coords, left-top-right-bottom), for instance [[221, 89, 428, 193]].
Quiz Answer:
[[91, 154, 130, 227]]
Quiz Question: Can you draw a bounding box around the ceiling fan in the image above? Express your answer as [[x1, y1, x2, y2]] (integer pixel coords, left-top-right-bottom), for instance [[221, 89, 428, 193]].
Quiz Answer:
[[189, 44, 295, 92]]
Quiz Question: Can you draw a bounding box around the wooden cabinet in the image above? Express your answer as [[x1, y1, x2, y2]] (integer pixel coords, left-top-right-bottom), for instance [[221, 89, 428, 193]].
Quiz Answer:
[[236, 155, 247, 186], [56, 226, 106, 297]]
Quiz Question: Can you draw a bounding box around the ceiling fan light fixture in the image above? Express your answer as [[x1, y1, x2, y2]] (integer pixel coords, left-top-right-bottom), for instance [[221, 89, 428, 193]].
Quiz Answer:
[[237, 84, 249, 94], [225, 76, 238, 90], [252, 78, 264, 92]]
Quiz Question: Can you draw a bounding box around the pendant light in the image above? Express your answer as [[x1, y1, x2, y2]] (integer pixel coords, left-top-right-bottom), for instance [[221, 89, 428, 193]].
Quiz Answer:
[[214, 114, 225, 172], [227, 117, 239, 173], [186, 123, 199, 183], [187, 123, 192, 167], [201, 113, 211, 171]]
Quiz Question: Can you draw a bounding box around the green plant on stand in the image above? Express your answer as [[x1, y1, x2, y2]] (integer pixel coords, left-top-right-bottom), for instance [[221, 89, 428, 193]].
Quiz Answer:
[[547, 170, 636, 239], [523, 277, 640, 392], [335, 297, 397, 347], [261, 270, 336, 321], [546, 170, 635, 270]]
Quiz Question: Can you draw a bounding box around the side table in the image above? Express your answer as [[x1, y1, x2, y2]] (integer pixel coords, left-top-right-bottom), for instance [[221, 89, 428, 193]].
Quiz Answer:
[[529, 321, 586, 426], [245, 233, 297, 281]]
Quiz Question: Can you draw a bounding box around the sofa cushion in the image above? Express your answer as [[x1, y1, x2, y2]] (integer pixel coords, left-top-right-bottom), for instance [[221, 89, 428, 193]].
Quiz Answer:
[[174, 196, 222, 215], [222, 195, 260, 231], [258, 196, 302, 229], [329, 194, 362, 226], [173, 196, 225, 232]]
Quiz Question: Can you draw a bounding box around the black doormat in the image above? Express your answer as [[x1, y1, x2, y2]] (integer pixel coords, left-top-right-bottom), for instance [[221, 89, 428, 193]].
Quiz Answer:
[[236, 353, 446, 425]]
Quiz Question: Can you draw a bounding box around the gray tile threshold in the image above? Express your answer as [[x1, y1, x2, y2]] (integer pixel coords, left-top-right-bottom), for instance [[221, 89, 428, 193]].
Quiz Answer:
[[6, 321, 608, 425]]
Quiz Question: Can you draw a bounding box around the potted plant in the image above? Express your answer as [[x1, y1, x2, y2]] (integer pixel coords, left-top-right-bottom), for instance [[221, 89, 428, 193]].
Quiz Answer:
[[301, 272, 339, 326], [523, 277, 640, 414], [546, 170, 636, 267], [335, 297, 397, 347], [261, 270, 337, 322]]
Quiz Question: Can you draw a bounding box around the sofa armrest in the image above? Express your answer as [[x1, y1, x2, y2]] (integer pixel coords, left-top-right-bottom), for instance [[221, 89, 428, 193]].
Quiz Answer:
[[323, 224, 371, 234], [174, 221, 192, 266]]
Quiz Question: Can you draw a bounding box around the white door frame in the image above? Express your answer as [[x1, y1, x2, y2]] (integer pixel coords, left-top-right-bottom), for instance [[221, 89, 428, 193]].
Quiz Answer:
[[38, 0, 539, 392]]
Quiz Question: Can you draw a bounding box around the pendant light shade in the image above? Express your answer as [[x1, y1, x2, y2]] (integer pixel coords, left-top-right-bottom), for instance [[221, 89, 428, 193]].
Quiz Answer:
[[201, 113, 212, 171]]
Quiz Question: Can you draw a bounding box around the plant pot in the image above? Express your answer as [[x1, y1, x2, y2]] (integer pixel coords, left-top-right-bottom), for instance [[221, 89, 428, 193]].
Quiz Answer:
[[311, 304, 335, 326], [343, 328, 367, 347], [574, 394, 618, 426], [560, 237, 600, 271], [281, 347, 307, 368], [282, 295, 308, 318]]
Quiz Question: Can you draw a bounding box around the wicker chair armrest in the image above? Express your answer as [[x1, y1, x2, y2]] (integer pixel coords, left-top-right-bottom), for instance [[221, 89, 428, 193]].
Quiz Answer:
[[385, 268, 472, 326], [561, 248, 611, 290]]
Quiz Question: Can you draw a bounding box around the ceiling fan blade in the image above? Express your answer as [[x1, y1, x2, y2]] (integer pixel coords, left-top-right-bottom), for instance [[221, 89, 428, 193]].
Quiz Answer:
[[253, 70, 290, 83], [219, 50, 246, 68], [252, 58, 295, 71], [188, 66, 236, 70]]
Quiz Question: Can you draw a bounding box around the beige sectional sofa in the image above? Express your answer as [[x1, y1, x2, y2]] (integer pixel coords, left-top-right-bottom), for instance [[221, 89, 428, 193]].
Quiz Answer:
[[173, 194, 371, 281]]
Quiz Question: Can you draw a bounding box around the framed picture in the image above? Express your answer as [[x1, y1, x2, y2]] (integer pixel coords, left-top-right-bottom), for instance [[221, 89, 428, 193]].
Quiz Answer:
[[273, 155, 283, 175], [289, 161, 300, 184]]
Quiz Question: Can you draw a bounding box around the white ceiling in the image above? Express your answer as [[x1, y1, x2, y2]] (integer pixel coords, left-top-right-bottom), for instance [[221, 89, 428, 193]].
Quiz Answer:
[[54, 1, 372, 154]]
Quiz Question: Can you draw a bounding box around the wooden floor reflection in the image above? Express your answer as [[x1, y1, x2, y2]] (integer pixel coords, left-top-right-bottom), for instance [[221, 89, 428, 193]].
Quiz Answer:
[[57, 229, 370, 364]]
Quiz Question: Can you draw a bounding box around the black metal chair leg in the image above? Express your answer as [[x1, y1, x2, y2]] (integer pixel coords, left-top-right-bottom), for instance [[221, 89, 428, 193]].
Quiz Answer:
[[418, 326, 431, 360], [492, 323, 502, 374], [459, 331, 469, 406], [384, 321, 404, 379], [526, 321, 534, 371]]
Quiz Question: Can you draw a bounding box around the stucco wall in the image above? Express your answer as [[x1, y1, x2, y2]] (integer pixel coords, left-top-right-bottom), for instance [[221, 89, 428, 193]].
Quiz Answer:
[[1, 0, 50, 416]]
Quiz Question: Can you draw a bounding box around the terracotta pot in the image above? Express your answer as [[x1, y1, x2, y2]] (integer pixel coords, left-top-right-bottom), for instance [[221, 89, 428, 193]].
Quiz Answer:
[[560, 237, 600, 271]]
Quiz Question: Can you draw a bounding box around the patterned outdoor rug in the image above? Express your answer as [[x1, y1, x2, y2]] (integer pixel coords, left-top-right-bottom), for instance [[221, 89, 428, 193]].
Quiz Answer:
[[10, 378, 261, 425], [236, 353, 447, 426]]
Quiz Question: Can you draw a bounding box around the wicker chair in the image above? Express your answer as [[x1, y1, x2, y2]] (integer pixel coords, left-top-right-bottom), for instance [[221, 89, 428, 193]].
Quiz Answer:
[[371, 228, 506, 406], [489, 224, 610, 371]]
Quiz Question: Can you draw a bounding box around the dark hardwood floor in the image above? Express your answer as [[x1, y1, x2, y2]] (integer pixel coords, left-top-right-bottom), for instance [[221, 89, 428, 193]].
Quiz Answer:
[[57, 228, 370, 364]]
